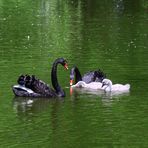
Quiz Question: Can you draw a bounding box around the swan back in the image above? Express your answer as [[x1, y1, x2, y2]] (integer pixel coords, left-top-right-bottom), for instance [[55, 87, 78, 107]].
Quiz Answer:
[[84, 82, 102, 90], [82, 70, 106, 84], [71, 81, 102, 90], [71, 81, 86, 88], [112, 84, 130, 92]]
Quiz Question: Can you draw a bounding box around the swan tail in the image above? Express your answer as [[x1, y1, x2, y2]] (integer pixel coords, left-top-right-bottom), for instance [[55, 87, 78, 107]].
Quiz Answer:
[[125, 84, 130, 90], [17, 74, 34, 88]]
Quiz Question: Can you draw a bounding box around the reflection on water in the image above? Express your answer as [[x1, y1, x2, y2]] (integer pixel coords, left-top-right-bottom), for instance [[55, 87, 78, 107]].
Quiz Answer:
[[13, 97, 64, 118], [70, 86, 130, 107], [70, 87, 130, 99], [13, 88, 130, 116]]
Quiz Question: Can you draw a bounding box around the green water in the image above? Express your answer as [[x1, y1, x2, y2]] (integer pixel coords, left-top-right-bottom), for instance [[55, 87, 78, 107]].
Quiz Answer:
[[0, 0, 148, 147]]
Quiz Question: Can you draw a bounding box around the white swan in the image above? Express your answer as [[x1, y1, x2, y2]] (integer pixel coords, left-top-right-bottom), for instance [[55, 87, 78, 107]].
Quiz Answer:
[[71, 81, 103, 90], [102, 79, 130, 92], [70, 79, 130, 98]]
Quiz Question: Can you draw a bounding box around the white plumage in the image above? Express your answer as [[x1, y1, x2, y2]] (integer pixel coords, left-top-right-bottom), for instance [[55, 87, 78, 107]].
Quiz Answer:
[[13, 85, 34, 93], [71, 79, 130, 93], [71, 81, 103, 90], [102, 79, 130, 92]]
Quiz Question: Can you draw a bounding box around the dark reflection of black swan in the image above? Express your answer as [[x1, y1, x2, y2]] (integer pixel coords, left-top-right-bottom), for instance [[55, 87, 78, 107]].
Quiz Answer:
[[12, 58, 68, 98], [70, 66, 106, 85], [13, 97, 64, 117]]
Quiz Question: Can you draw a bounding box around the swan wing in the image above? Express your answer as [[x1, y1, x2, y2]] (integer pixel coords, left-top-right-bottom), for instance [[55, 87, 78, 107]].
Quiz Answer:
[[12, 85, 42, 97], [85, 82, 102, 90], [13, 85, 34, 93], [31, 79, 57, 97], [82, 71, 95, 83]]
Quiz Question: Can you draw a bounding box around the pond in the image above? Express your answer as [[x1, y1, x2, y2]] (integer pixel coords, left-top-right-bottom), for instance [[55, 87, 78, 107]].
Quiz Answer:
[[0, 0, 148, 147]]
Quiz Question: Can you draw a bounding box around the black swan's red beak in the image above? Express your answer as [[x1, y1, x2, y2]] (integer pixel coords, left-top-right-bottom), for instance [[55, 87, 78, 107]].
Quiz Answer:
[[64, 63, 68, 70], [70, 79, 73, 86]]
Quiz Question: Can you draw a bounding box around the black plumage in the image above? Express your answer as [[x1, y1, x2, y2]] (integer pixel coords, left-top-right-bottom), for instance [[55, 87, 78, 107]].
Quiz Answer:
[[12, 58, 68, 98], [70, 66, 106, 85]]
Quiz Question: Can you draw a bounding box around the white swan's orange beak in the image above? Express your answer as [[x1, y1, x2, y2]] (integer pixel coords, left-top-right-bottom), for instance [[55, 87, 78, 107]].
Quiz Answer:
[[70, 79, 73, 86], [64, 63, 68, 70]]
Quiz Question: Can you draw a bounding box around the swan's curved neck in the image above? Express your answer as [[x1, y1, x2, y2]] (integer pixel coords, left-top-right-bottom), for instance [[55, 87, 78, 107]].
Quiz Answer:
[[72, 66, 82, 83], [104, 84, 112, 92], [51, 59, 65, 97], [104, 81, 112, 92]]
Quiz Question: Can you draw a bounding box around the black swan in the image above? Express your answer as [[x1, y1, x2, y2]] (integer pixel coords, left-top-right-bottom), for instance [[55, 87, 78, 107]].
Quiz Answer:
[[12, 58, 68, 97], [70, 66, 106, 85]]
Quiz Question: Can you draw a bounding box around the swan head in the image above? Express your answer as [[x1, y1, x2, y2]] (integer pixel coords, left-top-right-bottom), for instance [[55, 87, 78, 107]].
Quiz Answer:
[[54, 58, 68, 70], [102, 79, 112, 91], [59, 58, 68, 70]]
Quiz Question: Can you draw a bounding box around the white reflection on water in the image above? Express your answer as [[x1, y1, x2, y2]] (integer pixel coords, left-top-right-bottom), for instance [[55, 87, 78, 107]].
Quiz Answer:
[[69, 86, 130, 108], [12, 97, 64, 117]]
